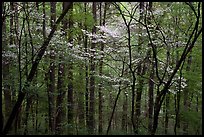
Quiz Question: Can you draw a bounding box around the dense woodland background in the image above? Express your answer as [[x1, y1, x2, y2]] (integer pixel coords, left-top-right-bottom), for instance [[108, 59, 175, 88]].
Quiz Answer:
[[1, 2, 202, 135]]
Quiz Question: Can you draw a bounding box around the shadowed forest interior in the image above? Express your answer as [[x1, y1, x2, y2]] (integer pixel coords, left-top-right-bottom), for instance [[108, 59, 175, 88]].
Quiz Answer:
[[1, 2, 202, 135]]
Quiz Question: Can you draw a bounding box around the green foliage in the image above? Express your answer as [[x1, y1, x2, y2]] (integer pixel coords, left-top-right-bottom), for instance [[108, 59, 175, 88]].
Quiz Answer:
[[2, 2, 202, 135]]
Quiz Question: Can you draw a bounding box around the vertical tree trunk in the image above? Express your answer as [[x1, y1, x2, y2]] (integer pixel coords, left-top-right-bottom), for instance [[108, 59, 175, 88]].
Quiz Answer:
[[135, 2, 144, 134], [77, 14, 85, 132], [55, 61, 65, 134], [164, 94, 170, 134], [146, 3, 154, 135], [122, 93, 128, 133], [47, 2, 56, 133], [98, 3, 103, 133], [88, 2, 97, 134], [98, 2, 107, 134], [55, 2, 71, 134], [164, 34, 171, 135], [183, 53, 192, 135], [42, 2, 46, 39], [83, 3, 89, 131], [67, 2, 74, 135], [77, 65, 85, 131], [148, 51, 154, 134], [2, 1, 11, 132], [3, 2, 12, 117], [22, 28, 30, 134], [14, 2, 22, 133]]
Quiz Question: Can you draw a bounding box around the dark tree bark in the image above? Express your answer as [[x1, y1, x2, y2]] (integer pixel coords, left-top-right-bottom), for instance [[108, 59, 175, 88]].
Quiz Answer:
[[174, 45, 183, 135], [88, 2, 97, 134], [134, 2, 145, 134], [77, 7, 85, 131], [174, 64, 183, 135], [83, 3, 89, 131], [1, 2, 9, 133], [55, 60, 66, 134], [67, 2, 74, 135], [47, 2, 56, 133], [41, 2, 46, 39], [55, 2, 72, 135], [183, 54, 192, 135], [77, 64, 85, 131], [164, 31, 171, 135], [98, 2, 108, 134], [164, 94, 170, 134], [148, 61, 154, 134], [98, 3, 103, 133], [147, 2, 154, 134], [122, 93, 128, 133]]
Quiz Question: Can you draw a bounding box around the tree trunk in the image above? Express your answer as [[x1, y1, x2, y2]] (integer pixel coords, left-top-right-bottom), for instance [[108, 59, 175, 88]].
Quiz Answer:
[[2, 2, 10, 133], [83, 3, 89, 131], [122, 93, 128, 133], [67, 2, 74, 135], [88, 2, 97, 134], [164, 93, 170, 134], [55, 2, 72, 134], [98, 2, 108, 134], [47, 2, 56, 133], [148, 51, 154, 134], [42, 2, 46, 39], [77, 64, 85, 131], [77, 17, 85, 132], [134, 2, 144, 134], [183, 54, 192, 135], [55, 61, 66, 134]]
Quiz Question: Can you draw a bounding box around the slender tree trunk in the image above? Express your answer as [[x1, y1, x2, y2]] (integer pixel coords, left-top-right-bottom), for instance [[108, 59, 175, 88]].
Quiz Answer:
[[42, 2, 46, 39], [22, 31, 30, 134], [122, 93, 128, 133], [134, 2, 144, 134], [67, 2, 74, 135], [83, 3, 89, 132], [3, 3, 12, 118], [98, 3, 103, 134], [23, 95, 32, 135], [164, 94, 170, 134], [183, 54, 192, 135], [88, 2, 97, 134], [55, 60, 65, 134], [55, 2, 72, 134], [47, 2, 56, 133], [98, 2, 108, 134], [174, 56, 183, 135], [77, 65, 85, 131], [146, 2, 154, 135], [148, 51, 154, 134], [135, 66, 145, 134], [2, 2, 10, 133], [77, 19, 85, 132]]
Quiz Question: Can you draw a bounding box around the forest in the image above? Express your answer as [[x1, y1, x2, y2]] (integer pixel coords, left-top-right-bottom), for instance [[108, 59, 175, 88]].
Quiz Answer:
[[1, 2, 202, 135]]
